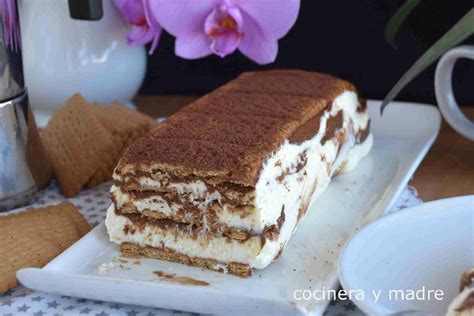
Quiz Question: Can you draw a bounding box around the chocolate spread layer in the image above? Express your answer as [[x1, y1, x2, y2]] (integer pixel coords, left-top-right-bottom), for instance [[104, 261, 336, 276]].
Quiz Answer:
[[356, 120, 371, 144], [321, 111, 344, 145], [115, 184, 254, 211], [289, 106, 327, 144], [114, 172, 255, 201], [115, 184, 253, 206], [116, 195, 254, 224], [116, 208, 281, 243], [117, 198, 254, 230], [123, 172, 255, 194], [261, 206, 286, 245]]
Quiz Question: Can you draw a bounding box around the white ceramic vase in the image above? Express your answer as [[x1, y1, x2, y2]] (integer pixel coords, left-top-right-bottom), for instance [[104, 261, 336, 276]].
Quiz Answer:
[[19, 0, 147, 127]]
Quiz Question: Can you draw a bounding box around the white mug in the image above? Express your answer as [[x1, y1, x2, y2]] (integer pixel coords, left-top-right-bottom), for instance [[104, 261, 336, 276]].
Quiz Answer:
[[435, 45, 474, 141]]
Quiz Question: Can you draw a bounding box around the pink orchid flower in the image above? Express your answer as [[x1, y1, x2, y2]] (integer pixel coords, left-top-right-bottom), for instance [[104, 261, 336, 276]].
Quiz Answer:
[[0, 0, 21, 51], [149, 0, 300, 64], [114, 0, 162, 54]]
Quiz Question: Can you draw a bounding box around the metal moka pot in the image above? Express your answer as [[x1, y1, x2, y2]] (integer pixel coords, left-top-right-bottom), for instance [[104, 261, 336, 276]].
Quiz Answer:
[[0, 0, 105, 211], [0, 1, 51, 211]]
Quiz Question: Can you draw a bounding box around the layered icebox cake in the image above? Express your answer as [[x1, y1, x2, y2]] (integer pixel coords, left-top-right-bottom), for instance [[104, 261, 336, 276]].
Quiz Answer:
[[106, 70, 373, 277]]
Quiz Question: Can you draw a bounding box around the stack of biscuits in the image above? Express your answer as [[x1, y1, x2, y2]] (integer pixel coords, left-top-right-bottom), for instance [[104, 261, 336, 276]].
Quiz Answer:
[[41, 94, 157, 197], [0, 203, 90, 292]]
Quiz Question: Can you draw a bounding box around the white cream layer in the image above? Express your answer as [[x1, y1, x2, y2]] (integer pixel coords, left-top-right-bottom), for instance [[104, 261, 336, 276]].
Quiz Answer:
[[106, 91, 373, 269]]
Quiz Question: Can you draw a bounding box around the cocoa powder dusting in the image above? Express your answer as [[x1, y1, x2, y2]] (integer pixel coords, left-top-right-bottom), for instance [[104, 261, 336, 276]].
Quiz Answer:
[[116, 70, 360, 187]]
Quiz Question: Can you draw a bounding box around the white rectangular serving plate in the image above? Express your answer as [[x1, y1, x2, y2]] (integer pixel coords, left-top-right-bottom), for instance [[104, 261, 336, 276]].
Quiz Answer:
[[18, 100, 441, 315]]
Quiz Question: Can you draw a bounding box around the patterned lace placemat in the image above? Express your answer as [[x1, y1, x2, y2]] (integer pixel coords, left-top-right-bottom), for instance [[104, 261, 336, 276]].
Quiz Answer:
[[0, 181, 422, 316]]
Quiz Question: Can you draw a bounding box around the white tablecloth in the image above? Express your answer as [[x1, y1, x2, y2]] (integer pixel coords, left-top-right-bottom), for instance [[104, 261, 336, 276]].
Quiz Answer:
[[0, 181, 422, 316]]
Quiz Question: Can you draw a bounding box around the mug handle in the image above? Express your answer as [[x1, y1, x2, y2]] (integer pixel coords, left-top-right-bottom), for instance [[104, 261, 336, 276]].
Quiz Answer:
[[435, 45, 474, 141]]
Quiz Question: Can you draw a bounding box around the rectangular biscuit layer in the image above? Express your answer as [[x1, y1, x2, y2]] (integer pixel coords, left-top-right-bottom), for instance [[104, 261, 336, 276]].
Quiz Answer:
[[106, 70, 372, 277]]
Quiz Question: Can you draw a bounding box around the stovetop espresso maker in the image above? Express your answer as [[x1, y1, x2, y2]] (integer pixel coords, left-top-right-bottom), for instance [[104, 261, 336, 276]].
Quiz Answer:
[[0, 0, 104, 211]]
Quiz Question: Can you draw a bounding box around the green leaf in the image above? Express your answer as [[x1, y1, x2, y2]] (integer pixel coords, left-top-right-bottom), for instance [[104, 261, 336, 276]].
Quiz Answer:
[[385, 0, 422, 48], [381, 9, 474, 114]]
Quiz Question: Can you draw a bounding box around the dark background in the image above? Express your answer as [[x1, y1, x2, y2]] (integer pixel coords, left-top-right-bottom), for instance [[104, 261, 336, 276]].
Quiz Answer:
[[140, 0, 474, 106]]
